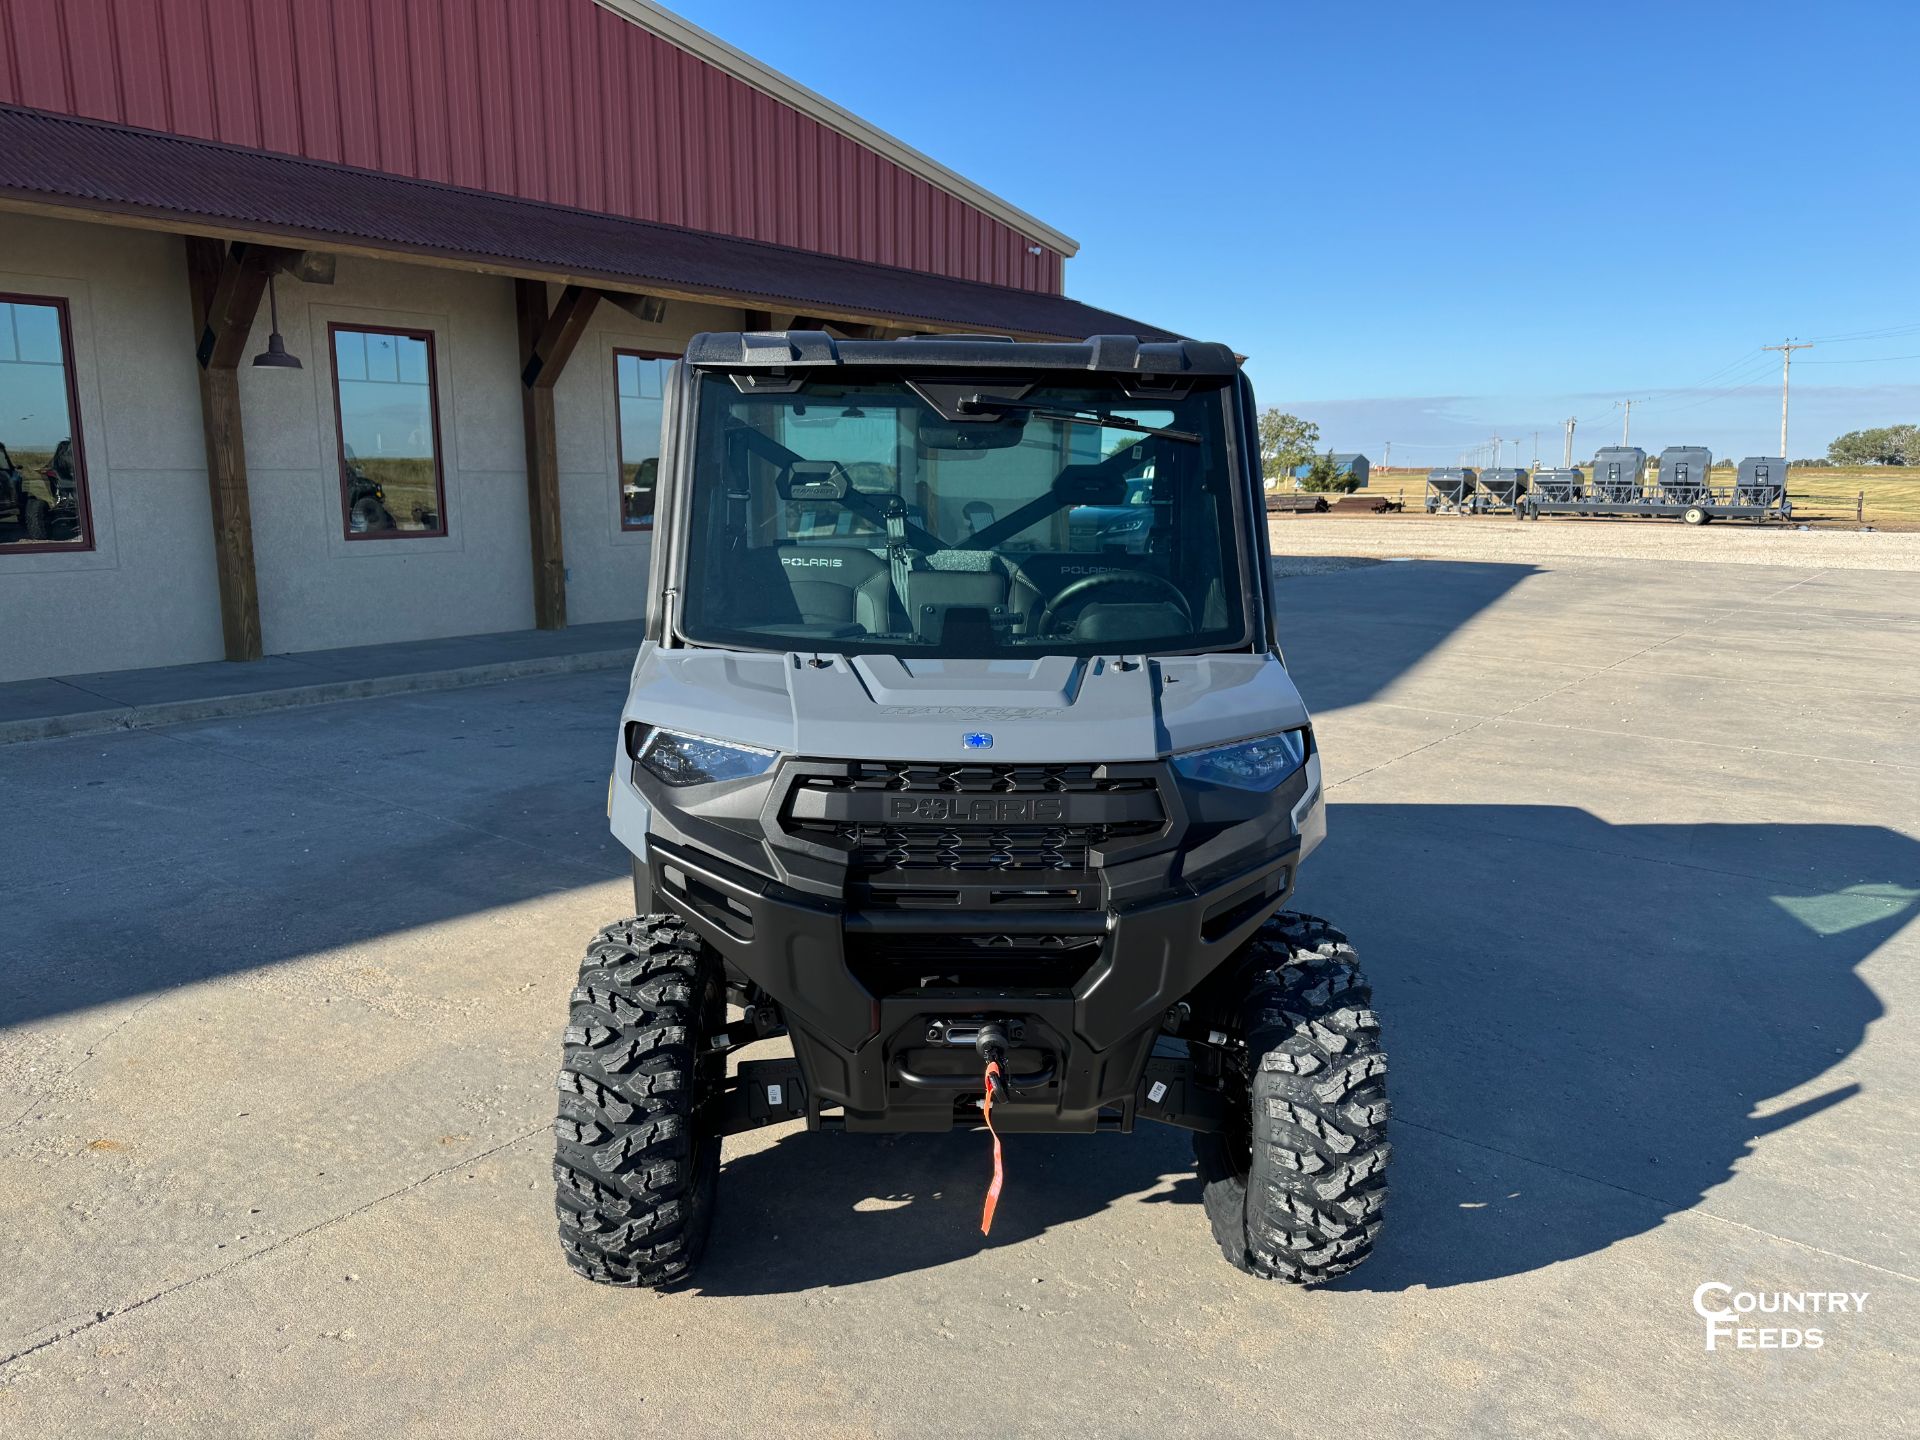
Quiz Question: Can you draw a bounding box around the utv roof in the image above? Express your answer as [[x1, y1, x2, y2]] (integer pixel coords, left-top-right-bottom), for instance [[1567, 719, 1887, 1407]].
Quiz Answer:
[[683, 330, 1241, 376]]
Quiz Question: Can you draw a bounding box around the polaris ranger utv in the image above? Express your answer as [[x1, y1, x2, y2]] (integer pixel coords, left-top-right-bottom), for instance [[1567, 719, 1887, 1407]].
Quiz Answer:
[[554, 331, 1387, 1288]]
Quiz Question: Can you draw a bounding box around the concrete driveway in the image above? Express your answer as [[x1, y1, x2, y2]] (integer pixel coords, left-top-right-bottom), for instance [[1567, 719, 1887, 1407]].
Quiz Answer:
[[3, 554, 1916, 1437]]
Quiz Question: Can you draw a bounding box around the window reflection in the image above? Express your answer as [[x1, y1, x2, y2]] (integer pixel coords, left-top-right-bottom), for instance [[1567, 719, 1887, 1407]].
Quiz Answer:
[[616, 351, 674, 528], [0, 296, 91, 551], [332, 326, 445, 537]]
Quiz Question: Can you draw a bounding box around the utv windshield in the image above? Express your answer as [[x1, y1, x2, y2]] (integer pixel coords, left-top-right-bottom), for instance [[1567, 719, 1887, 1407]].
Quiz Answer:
[[676, 373, 1251, 657]]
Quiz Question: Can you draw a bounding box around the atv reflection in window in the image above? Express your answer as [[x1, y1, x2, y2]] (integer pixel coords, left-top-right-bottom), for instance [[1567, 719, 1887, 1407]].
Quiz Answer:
[[679, 375, 1248, 658], [0, 438, 85, 546], [342, 444, 439, 535]]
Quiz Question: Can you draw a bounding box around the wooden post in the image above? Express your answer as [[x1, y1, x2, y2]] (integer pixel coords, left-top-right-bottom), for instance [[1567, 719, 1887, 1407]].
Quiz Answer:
[[185, 236, 286, 663], [516, 279, 600, 630]]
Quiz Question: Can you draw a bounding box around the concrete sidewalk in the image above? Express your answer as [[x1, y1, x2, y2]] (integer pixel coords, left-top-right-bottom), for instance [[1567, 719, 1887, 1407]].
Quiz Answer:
[[0, 620, 644, 745]]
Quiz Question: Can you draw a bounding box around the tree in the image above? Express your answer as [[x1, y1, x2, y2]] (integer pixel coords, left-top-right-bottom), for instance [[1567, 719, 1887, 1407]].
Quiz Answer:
[[1258, 409, 1320, 482], [1298, 451, 1364, 493], [1827, 424, 1919, 465]]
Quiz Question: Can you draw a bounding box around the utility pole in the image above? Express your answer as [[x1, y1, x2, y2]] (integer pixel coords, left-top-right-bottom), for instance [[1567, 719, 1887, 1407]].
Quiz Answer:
[[1762, 339, 1813, 458], [1531, 431, 1540, 468], [1563, 415, 1577, 467], [1615, 399, 1634, 445]]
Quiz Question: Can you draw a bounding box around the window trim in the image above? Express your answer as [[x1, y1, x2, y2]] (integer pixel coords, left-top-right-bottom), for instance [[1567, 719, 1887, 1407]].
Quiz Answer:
[[327, 321, 449, 542], [1, 291, 95, 556], [613, 347, 679, 532]]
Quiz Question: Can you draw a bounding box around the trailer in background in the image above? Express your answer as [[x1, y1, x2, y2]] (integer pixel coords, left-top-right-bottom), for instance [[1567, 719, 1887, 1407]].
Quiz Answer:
[[1518, 444, 1791, 525], [1530, 467, 1585, 502], [1590, 447, 1649, 504], [1735, 456, 1789, 509], [1425, 467, 1477, 513], [1657, 446, 1714, 505], [1476, 467, 1530, 513]]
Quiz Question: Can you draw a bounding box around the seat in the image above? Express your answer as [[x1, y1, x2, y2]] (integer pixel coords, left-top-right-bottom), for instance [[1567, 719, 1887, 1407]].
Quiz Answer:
[[734, 545, 893, 636]]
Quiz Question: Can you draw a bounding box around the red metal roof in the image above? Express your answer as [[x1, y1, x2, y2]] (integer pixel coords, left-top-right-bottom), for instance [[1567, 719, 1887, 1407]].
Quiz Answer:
[[0, 0, 1065, 292], [0, 105, 1176, 341]]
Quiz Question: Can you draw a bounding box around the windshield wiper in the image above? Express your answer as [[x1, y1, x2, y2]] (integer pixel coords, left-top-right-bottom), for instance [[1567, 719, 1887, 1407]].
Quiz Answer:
[[958, 396, 1200, 444]]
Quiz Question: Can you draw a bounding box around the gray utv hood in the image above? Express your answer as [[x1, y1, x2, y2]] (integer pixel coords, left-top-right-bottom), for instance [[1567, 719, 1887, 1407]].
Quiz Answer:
[[621, 646, 1311, 763]]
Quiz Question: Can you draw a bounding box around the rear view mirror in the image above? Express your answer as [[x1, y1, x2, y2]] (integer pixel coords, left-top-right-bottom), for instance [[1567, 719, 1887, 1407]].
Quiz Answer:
[[777, 460, 850, 501], [918, 418, 1026, 451]]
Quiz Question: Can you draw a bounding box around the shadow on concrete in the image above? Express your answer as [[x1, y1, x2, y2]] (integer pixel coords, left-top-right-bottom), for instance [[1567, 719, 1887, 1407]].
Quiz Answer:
[[0, 672, 634, 1031], [691, 803, 1913, 1295], [1270, 559, 1536, 713]]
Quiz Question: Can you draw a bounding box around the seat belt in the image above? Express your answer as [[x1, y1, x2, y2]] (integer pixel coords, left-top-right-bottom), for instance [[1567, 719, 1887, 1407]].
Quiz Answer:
[[883, 495, 916, 634]]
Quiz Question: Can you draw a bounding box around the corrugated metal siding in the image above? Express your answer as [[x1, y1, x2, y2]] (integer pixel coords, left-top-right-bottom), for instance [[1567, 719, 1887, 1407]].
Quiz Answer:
[[0, 0, 1064, 292]]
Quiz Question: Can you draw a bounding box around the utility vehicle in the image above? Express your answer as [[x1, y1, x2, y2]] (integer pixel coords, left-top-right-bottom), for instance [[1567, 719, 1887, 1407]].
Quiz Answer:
[[554, 331, 1388, 1288]]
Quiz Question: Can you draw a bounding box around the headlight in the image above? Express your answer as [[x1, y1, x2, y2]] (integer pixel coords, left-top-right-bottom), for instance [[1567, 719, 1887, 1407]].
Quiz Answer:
[[1109, 514, 1149, 532], [633, 727, 778, 787], [1172, 728, 1310, 792]]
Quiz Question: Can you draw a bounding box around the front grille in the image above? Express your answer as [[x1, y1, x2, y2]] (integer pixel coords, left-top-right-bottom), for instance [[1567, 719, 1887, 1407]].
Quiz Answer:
[[834, 823, 1110, 872], [781, 759, 1164, 909], [785, 762, 1162, 879], [818, 761, 1142, 796]]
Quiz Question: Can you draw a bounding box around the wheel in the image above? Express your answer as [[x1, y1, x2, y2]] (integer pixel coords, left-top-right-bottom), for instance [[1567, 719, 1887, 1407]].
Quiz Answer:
[[1683, 506, 1707, 526], [350, 496, 397, 533], [553, 916, 723, 1288], [1193, 913, 1389, 1284], [21, 495, 50, 541]]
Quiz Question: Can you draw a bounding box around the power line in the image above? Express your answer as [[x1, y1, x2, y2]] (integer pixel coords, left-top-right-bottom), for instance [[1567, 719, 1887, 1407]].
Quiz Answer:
[[1797, 351, 1920, 365], [1802, 320, 1920, 345]]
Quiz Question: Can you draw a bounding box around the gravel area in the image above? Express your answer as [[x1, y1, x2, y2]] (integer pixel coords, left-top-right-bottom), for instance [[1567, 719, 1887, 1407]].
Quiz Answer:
[[1267, 513, 1920, 571]]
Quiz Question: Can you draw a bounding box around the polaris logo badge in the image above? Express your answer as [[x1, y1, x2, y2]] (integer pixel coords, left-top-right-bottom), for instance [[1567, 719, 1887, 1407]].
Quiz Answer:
[[963, 732, 993, 749], [1057, 565, 1122, 577], [781, 555, 843, 568], [888, 796, 1064, 822]]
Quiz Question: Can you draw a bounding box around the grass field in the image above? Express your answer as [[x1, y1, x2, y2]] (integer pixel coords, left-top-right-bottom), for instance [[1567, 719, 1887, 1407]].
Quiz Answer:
[[352, 456, 441, 530], [1369, 465, 1920, 529]]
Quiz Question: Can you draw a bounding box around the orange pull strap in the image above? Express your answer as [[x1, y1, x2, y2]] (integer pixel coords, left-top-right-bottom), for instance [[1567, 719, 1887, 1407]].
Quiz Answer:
[[980, 1059, 1005, 1236]]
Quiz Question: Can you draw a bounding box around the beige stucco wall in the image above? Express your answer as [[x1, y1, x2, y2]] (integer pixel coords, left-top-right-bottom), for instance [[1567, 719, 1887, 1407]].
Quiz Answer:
[[0, 213, 225, 683], [0, 211, 746, 683]]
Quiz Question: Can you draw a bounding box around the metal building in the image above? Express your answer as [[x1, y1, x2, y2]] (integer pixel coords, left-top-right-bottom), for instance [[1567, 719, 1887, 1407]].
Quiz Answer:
[[0, 0, 1163, 684]]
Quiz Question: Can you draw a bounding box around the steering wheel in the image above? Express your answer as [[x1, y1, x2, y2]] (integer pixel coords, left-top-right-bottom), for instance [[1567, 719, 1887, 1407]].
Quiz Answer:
[[1037, 570, 1192, 637]]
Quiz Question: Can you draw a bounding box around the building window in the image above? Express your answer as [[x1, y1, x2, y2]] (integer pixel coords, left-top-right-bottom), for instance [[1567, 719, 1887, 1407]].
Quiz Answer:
[[330, 324, 446, 538], [0, 294, 92, 553], [615, 350, 675, 529]]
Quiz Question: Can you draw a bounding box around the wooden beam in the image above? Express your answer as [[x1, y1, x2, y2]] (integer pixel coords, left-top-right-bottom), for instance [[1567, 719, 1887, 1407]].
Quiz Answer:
[[184, 236, 264, 661], [515, 279, 568, 630], [521, 283, 599, 389], [194, 241, 298, 368]]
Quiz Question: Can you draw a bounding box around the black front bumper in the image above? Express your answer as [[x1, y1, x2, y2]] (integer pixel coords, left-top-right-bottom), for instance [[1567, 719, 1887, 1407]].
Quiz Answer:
[[634, 753, 1310, 1133]]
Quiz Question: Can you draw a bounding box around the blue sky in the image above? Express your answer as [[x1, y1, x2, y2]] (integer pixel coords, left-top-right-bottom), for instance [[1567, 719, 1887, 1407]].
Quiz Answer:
[[670, 0, 1919, 464]]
